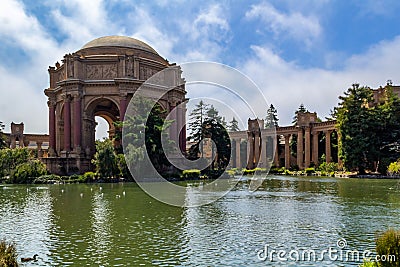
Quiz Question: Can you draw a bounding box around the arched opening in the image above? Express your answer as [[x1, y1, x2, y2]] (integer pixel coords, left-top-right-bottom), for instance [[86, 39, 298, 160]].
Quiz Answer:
[[95, 116, 110, 141], [85, 98, 120, 157]]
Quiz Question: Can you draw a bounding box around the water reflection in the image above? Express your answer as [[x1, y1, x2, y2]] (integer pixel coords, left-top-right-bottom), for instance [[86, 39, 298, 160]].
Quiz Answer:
[[0, 177, 399, 266]]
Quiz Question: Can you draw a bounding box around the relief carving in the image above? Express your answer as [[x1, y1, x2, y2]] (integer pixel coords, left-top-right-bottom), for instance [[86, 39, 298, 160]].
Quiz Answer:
[[86, 64, 117, 79], [126, 56, 134, 77]]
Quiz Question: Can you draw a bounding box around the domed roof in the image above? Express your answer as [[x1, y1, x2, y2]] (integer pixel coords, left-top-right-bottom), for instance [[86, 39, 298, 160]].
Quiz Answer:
[[81, 36, 159, 55]]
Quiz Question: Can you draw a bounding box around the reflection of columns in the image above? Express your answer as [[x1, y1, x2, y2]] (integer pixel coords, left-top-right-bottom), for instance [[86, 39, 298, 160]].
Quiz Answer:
[[325, 130, 332, 163], [48, 101, 56, 155], [284, 134, 290, 169], [119, 95, 128, 121], [261, 136, 267, 167], [64, 96, 71, 152], [73, 94, 82, 150], [312, 131, 319, 166], [297, 128, 303, 168], [235, 139, 241, 168], [274, 135, 279, 167], [304, 126, 311, 168]]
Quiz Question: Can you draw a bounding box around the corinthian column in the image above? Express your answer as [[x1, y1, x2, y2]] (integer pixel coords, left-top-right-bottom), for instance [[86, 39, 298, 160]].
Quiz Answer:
[[304, 126, 311, 168], [63, 95, 71, 152], [48, 100, 56, 156], [73, 93, 82, 152], [297, 128, 303, 168]]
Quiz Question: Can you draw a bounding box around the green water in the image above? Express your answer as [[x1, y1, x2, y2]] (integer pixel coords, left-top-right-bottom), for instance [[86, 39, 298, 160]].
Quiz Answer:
[[1, 176, 400, 266]]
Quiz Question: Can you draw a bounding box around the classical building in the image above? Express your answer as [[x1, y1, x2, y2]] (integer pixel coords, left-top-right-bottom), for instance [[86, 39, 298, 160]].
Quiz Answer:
[[230, 112, 338, 170], [2, 122, 49, 157], [43, 36, 186, 175]]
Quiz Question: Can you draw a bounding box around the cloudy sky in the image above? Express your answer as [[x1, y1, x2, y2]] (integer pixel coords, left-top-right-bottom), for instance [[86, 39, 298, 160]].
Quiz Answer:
[[1, 0, 400, 135]]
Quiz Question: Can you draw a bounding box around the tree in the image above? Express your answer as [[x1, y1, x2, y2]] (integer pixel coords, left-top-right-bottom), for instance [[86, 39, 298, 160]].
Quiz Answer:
[[228, 117, 240, 132], [373, 86, 400, 173], [292, 103, 308, 125], [265, 104, 279, 128], [92, 138, 119, 179], [333, 84, 377, 173], [187, 100, 210, 144], [0, 121, 5, 149], [122, 97, 174, 178]]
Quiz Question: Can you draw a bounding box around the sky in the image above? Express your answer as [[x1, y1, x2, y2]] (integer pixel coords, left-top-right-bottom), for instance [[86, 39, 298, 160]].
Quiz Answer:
[[2, 0, 400, 136]]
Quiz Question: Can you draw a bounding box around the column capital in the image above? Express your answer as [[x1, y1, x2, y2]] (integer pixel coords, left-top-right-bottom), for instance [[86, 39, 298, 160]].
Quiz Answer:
[[62, 94, 72, 102], [71, 92, 82, 100], [47, 99, 56, 107]]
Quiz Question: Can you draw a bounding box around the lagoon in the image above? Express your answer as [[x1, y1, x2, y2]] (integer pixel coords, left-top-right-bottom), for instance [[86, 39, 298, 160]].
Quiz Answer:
[[1, 176, 400, 266]]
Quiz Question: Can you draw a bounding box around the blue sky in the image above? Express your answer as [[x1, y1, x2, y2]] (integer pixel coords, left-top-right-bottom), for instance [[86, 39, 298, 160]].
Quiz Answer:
[[2, 0, 400, 135]]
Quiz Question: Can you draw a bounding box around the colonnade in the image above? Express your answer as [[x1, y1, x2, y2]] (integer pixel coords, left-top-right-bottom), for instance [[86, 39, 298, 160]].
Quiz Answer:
[[230, 119, 338, 170]]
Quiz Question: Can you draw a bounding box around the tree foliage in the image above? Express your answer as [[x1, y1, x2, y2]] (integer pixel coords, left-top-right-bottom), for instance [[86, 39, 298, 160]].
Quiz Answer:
[[122, 97, 174, 178], [334, 84, 400, 173], [228, 117, 240, 132], [186, 101, 231, 175], [292, 103, 308, 125], [92, 138, 119, 179], [265, 104, 279, 128], [0, 148, 31, 178], [0, 121, 5, 149]]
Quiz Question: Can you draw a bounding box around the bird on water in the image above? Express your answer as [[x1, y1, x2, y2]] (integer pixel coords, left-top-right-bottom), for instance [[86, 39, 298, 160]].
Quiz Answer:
[[21, 254, 38, 262]]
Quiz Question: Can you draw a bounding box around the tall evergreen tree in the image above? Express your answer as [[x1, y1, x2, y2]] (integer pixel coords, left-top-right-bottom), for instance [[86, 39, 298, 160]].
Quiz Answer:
[[187, 100, 210, 144], [333, 84, 377, 173], [228, 117, 240, 132], [265, 104, 279, 128], [292, 103, 308, 125]]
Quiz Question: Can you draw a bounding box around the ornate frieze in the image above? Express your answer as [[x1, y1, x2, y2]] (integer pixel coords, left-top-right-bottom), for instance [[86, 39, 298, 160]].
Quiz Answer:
[[86, 64, 118, 79]]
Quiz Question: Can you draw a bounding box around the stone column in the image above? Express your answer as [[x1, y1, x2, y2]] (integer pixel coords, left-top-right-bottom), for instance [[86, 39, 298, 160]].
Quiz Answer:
[[297, 128, 303, 168], [48, 101, 56, 156], [247, 132, 255, 169], [119, 95, 128, 121], [260, 136, 267, 168], [37, 141, 43, 158], [274, 135, 280, 167], [235, 138, 241, 168], [63, 96, 71, 152], [325, 130, 332, 163], [312, 131, 319, 166], [73, 94, 82, 152], [284, 134, 291, 169], [254, 132, 260, 165], [304, 126, 311, 168]]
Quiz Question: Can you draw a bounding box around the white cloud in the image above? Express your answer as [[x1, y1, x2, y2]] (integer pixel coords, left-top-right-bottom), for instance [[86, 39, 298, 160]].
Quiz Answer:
[[240, 35, 400, 126], [245, 2, 322, 47]]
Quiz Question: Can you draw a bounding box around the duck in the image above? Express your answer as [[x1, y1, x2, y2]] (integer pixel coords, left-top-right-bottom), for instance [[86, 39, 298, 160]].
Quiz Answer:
[[21, 254, 38, 262]]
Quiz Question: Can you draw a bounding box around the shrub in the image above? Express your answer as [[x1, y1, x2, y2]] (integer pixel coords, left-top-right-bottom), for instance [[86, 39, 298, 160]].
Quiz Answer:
[[387, 160, 400, 176], [33, 174, 61, 184], [181, 169, 201, 179], [0, 239, 18, 267], [83, 172, 97, 182], [243, 169, 255, 175], [305, 167, 315, 174], [375, 228, 400, 267], [318, 161, 339, 173], [10, 159, 47, 184]]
